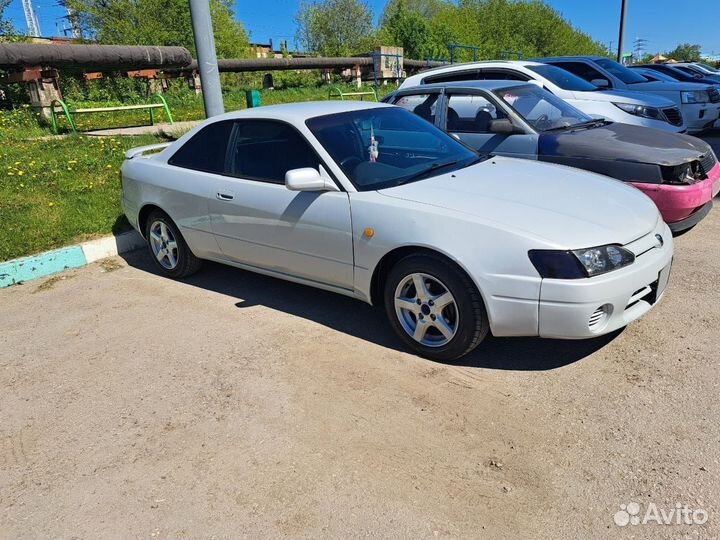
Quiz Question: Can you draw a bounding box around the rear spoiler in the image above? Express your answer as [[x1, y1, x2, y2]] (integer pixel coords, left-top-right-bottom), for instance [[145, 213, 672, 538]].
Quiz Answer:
[[125, 142, 173, 160]]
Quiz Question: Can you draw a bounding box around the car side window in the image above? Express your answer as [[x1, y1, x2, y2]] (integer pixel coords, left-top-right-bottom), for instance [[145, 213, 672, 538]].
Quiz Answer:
[[393, 93, 439, 124], [168, 121, 234, 174], [550, 62, 611, 86], [446, 94, 506, 133], [226, 120, 320, 184]]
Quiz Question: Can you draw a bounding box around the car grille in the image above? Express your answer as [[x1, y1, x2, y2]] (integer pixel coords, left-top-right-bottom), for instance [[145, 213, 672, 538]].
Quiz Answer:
[[699, 152, 718, 176], [708, 87, 720, 103], [662, 106, 683, 126]]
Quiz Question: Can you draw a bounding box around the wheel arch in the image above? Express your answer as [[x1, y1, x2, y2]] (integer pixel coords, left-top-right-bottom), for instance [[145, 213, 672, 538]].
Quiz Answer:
[[137, 203, 170, 239], [369, 245, 489, 319]]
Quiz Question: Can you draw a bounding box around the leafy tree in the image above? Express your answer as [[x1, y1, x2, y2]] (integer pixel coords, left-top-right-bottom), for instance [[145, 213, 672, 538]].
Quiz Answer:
[[380, 0, 607, 61], [295, 0, 375, 56], [380, 0, 447, 23], [665, 43, 702, 62], [0, 0, 17, 39], [65, 0, 249, 58], [379, 0, 453, 60]]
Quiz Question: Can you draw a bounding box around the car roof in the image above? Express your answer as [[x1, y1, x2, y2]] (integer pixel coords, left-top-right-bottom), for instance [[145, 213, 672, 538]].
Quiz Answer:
[[418, 80, 531, 91], [208, 100, 392, 123], [539, 56, 604, 62], [414, 59, 544, 76]]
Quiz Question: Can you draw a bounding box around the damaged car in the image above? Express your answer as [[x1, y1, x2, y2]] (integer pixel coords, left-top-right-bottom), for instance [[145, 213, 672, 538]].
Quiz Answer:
[[385, 80, 720, 233]]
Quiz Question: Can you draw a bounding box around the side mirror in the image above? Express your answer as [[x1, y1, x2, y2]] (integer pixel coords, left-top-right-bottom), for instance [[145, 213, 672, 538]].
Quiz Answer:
[[591, 78, 610, 88], [489, 118, 522, 135], [285, 168, 339, 192]]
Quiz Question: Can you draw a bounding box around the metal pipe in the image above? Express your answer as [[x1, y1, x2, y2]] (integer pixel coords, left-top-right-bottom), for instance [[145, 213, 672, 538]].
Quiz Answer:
[[188, 0, 224, 117], [617, 0, 627, 63], [177, 57, 443, 72], [0, 43, 192, 69]]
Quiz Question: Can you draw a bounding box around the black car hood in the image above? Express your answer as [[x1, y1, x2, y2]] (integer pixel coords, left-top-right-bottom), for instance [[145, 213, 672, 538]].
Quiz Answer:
[[538, 122, 712, 167]]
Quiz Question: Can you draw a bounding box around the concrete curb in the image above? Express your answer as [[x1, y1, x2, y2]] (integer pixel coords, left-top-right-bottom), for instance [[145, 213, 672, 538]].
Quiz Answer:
[[0, 231, 144, 288]]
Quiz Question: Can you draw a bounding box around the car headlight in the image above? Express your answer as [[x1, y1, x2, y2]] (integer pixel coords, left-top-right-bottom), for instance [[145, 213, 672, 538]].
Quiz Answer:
[[529, 245, 635, 279], [661, 162, 701, 185], [612, 102, 664, 120], [681, 90, 710, 104]]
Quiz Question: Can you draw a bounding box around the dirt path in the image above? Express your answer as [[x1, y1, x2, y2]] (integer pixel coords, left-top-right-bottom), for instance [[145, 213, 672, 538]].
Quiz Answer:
[[2, 201, 720, 539]]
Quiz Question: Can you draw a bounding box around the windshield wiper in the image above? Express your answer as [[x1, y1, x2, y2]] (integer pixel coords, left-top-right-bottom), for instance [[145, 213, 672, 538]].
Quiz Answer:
[[396, 159, 460, 184], [543, 119, 606, 132]]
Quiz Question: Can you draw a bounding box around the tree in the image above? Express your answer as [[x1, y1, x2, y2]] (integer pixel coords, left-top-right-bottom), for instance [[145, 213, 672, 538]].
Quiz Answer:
[[665, 43, 702, 62], [65, 0, 249, 58], [379, 0, 607, 62], [295, 0, 375, 56], [380, 0, 446, 23], [379, 0, 452, 60], [0, 0, 17, 38]]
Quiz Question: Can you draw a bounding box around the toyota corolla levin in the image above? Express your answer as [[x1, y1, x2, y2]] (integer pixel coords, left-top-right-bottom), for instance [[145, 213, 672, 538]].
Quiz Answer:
[[121, 101, 673, 361], [384, 80, 720, 232]]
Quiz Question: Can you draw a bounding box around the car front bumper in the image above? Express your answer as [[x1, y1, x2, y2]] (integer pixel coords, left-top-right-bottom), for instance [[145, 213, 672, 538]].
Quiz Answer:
[[684, 102, 720, 133], [628, 162, 720, 228], [537, 221, 673, 339]]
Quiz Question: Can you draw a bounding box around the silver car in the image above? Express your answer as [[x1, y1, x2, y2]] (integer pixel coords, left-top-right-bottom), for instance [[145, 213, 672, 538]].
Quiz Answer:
[[121, 101, 673, 361]]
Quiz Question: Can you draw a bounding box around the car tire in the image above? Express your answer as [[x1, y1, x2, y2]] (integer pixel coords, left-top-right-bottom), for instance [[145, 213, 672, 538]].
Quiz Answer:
[[144, 210, 202, 278], [384, 253, 489, 362]]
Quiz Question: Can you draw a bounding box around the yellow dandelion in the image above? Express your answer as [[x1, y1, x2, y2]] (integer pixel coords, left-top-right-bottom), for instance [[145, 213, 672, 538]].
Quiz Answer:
[[48, 202, 54, 207]]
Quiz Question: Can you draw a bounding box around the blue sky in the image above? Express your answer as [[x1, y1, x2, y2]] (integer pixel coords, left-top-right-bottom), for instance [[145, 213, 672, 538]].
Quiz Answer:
[[5, 0, 720, 57]]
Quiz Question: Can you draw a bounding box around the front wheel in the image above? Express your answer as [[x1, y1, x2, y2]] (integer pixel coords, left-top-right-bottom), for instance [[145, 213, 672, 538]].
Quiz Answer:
[[145, 210, 202, 278], [384, 254, 489, 362]]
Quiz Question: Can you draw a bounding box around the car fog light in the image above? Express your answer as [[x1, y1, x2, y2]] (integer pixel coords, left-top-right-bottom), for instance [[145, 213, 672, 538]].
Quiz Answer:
[[588, 304, 612, 332]]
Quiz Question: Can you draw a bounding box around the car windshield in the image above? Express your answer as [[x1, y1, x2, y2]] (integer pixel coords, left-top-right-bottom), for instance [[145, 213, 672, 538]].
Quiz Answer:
[[526, 64, 601, 91], [594, 58, 648, 84], [493, 84, 594, 132], [697, 63, 720, 73], [306, 107, 480, 191], [640, 69, 678, 82]]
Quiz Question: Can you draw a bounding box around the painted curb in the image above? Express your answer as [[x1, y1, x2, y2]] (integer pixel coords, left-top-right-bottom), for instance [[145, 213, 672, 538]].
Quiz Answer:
[[0, 231, 144, 288]]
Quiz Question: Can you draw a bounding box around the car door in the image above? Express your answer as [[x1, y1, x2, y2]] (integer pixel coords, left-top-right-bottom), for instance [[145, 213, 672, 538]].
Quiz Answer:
[[443, 90, 538, 159], [208, 119, 354, 290]]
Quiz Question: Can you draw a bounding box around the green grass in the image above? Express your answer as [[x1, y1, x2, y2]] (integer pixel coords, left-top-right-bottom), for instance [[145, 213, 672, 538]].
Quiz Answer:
[[0, 84, 398, 262], [0, 134, 162, 261]]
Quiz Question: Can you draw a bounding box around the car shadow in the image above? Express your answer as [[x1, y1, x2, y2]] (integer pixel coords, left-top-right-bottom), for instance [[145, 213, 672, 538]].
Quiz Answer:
[[120, 249, 622, 371]]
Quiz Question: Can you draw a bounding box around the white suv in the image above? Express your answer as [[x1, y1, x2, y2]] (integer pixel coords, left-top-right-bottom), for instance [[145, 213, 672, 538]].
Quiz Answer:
[[399, 61, 687, 133], [540, 56, 720, 134]]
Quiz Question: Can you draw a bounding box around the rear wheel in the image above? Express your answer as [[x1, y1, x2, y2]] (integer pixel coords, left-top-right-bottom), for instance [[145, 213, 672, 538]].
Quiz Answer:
[[384, 254, 489, 361], [145, 210, 202, 278]]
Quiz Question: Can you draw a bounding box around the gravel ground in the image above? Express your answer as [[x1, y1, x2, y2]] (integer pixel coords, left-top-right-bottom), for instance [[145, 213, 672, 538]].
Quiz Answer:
[[2, 167, 720, 539]]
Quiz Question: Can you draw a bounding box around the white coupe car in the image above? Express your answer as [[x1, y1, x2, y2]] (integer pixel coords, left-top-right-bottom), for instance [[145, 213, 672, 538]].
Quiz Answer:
[[121, 101, 673, 361]]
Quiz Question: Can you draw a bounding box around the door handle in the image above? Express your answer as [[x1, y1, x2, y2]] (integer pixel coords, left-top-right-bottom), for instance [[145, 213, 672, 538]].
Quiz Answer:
[[216, 192, 234, 201]]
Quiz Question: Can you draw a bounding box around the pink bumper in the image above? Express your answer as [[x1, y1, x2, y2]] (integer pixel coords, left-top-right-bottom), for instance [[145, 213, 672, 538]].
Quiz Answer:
[[630, 162, 720, 224]]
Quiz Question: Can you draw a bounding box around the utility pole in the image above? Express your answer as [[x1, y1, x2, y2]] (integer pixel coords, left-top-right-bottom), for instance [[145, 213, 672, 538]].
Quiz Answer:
[[617, 0, 627, 63], [188, 0, 224, 117]]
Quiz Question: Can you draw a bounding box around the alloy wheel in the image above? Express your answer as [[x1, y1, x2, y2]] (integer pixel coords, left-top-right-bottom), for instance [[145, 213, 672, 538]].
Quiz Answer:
[[394, 272, 459, 348]]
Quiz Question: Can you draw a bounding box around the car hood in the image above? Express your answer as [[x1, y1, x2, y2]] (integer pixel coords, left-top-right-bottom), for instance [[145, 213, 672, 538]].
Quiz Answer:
[[378, 157, 659, 248], [577, 89, 676, 107], [538, 122, 712, 166], [622, 80, 705, 92]]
